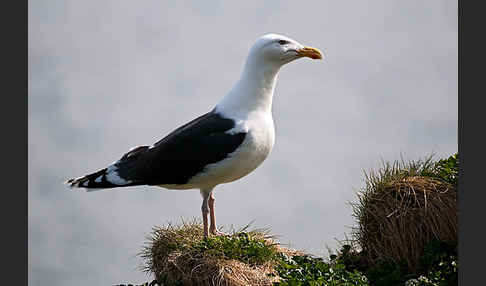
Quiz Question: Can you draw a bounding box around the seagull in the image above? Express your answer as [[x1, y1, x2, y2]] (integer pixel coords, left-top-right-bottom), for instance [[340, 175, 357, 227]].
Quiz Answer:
[[67, 34, 323, 237]]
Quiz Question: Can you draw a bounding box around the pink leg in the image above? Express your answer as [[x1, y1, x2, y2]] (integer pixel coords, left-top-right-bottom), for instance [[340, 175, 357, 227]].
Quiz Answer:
[[201, 195, 210, 237], [208, 192, 223, 235]]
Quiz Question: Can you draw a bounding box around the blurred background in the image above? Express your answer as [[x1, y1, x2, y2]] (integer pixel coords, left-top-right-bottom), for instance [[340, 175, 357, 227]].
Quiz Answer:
[[28, 1, 457, 285]]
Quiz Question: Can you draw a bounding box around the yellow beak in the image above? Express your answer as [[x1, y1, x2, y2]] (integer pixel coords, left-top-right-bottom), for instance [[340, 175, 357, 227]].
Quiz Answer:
[[296, 46, 323, 60]]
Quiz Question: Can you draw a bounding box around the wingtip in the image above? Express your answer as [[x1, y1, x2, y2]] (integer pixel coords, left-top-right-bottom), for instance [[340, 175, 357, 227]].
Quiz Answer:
[[65, 178, 80, 189]]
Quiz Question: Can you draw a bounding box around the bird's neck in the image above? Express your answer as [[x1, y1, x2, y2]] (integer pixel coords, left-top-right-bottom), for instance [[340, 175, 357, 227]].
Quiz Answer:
[[216, 58, 281, 117]]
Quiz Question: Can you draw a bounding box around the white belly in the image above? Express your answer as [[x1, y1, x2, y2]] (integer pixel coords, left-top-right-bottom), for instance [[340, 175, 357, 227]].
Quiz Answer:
[[186, 114, 275, 190]]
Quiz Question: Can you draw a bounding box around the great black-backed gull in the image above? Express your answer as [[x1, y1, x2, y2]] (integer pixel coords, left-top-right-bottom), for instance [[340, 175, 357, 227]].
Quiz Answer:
[[67, 34, 323, 236]]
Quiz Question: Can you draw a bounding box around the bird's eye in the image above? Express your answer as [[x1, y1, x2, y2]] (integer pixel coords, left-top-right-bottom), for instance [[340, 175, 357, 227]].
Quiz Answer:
[[278, 40, 289, 45]]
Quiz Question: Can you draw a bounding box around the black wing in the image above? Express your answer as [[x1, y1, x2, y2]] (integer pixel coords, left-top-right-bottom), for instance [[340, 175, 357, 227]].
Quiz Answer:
[[114, 109, 247, 185]]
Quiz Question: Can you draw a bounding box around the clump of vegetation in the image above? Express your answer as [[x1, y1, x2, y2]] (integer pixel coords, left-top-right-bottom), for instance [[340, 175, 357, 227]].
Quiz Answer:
[[272, 249, 369, 286], [422, 153, 458, 187], [127, 153, 458, 286], [351, 154, 458, 271], [411, 240, 458, 286], [271, 239, 457, 286], [327, 240, 457, 286], [140, 219, 299, 286], [193, 231, 279, 265]]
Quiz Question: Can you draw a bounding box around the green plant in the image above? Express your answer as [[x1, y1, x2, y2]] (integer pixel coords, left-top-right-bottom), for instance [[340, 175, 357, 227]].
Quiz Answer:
[[417, 240, 458, 286], [423, 153, 458, 187], [330, 244, 368, 274], [331, 244, 415, 286], [360, 240, 457, 286], [365, 259, 415, 286], [193, 231, 280, 265], [272, 253, 369, 286]]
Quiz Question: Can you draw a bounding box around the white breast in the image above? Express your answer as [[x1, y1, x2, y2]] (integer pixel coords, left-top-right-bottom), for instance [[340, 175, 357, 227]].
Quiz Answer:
[[187, 112, 275, 189]]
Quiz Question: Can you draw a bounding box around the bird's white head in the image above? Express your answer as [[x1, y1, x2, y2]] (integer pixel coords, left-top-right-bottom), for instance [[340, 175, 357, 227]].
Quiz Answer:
[[216, 33, 323, 115], [247, 33, 323, 67]]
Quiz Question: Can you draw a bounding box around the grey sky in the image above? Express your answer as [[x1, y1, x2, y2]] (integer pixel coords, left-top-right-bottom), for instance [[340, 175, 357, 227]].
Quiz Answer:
[[28, 1, 457, 285]]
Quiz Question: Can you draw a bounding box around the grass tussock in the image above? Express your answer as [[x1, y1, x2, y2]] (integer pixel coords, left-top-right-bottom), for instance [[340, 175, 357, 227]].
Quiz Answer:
[[140, 219, 301, 286], [351, 155, 458, 271], [122, 153, 458, 286]]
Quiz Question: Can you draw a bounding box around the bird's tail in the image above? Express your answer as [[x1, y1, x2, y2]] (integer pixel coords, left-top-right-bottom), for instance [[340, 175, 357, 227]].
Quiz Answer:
[[66, 168, 122, 190], [67, 146, 150, 190]]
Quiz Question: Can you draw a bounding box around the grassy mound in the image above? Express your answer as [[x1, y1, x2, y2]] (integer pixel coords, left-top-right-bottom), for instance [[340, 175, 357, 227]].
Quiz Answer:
[[138, 220, 370, 286], [140, 219, 301, 286], [352, 154, 458, 271], [122, 153, 458, 286]]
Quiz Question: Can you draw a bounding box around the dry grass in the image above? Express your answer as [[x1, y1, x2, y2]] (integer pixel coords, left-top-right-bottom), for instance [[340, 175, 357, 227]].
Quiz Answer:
[[352, 157, 458, 271], [140, 219, 302, 286]]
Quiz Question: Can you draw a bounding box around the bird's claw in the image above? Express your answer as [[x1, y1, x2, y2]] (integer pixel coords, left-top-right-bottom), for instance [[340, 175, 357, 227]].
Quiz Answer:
[[210, 229, 226, 236]]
